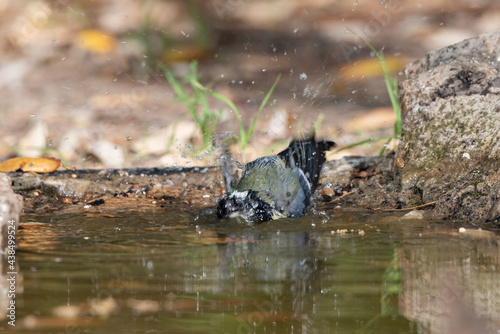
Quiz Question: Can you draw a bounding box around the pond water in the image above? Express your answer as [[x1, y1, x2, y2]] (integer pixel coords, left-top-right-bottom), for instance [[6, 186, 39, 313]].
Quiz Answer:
[[2, 210, 499, 333]]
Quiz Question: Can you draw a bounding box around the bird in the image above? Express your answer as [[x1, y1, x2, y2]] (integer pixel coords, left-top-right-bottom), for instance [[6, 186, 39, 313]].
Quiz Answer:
[[217, 136, 336, 222]]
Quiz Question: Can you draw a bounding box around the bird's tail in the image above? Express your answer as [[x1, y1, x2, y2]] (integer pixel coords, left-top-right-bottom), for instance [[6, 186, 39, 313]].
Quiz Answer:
[[277, 136, 336, 193]]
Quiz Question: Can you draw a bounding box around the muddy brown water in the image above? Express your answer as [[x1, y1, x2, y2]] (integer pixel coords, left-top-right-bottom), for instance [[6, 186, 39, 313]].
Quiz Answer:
[[2, 209, 500, 333]]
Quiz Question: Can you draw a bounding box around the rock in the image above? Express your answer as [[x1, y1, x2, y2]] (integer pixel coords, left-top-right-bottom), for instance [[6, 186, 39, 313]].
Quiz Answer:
[[401, 210, 424, 220], [397, 31, 500, 222], [0, 173, 23, 252]]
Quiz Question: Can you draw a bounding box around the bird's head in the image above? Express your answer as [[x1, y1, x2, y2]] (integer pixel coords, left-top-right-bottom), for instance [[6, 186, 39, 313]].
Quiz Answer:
[[217, 190, 274, 222]]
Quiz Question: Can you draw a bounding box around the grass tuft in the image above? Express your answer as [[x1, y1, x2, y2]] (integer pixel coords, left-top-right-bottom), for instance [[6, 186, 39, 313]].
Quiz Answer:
[[162, 62, 222, 151], [340, 28, 402, 156], [162, 61, 281, 161]]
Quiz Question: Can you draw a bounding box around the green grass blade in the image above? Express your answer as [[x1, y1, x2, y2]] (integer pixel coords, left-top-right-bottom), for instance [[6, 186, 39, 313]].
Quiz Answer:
[[190, 79, 246, 146], [345, 27, 403, 154], [335, 136, 393, 152], [164, 67, 188, 102], [163, 65, 202, 126], [313, 113, 325, 133], [245, 74, 281, 148], [379, 137, 393, 156]]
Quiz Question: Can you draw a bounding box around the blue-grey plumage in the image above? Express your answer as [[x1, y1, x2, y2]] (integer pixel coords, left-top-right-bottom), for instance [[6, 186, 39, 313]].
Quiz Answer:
[[217, 136, 335, 222]]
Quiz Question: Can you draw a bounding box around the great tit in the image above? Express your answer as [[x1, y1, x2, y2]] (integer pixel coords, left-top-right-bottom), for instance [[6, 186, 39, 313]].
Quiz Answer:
[[217, 136, 335, 222]]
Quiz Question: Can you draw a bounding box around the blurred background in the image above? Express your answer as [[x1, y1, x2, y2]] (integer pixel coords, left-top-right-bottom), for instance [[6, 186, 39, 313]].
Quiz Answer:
[[0, 0, 499, 168]]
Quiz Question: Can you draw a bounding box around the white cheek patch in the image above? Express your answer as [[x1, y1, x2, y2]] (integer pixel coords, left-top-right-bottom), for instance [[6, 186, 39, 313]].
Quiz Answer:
[[230, 190, 249, 199]]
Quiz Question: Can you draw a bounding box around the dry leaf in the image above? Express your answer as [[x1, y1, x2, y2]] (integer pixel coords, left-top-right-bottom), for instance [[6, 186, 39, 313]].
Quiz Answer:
[[77, 29, 116, 54], [0, 157, 61, 173]]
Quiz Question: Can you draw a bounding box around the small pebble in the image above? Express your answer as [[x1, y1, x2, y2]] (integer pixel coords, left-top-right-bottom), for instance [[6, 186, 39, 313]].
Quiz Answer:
[[458, 227, 466, 233], [402, 210, 424, 220], [318, 186, 334, 200]]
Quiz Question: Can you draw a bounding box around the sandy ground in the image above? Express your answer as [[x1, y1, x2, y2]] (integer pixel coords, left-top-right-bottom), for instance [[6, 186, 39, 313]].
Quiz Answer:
[[0, 0, 499, 169]]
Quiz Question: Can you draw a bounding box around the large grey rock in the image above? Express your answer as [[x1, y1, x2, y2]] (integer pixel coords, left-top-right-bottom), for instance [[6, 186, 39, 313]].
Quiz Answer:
[[397, 31, 500, 222]]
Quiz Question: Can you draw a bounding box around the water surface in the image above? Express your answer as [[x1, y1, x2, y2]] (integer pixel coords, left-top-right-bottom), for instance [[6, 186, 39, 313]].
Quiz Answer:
[[2, 210, 499, 333]]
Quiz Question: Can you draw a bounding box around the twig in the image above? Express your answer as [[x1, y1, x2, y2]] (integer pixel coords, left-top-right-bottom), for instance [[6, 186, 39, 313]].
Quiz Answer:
[[370, 201, 437, 212], [327, 190, 357, 203]]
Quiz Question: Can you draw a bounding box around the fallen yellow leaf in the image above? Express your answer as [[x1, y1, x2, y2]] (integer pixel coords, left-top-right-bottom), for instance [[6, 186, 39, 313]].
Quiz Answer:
[[77, 29, 116, 54], [340, 55, 408, 81], [0, 157, 73, 173]]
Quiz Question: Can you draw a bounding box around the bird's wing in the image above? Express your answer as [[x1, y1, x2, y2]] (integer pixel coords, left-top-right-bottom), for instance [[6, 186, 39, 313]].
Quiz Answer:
[[277, 137, 335, 193]]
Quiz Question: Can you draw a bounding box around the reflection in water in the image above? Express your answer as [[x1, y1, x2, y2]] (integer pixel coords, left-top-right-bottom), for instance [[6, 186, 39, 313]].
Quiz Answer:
[[2, 212, 499, 334], [398, 231, 500, 334], [216, 231, 321, 318]]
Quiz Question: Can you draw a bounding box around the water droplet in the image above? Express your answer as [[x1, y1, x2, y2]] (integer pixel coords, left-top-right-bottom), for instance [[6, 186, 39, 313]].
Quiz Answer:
[[125, 136, 132, 141], [299, 72, 307, 80], [262, 68, 267, 72], [293, 28, 299, 34]]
